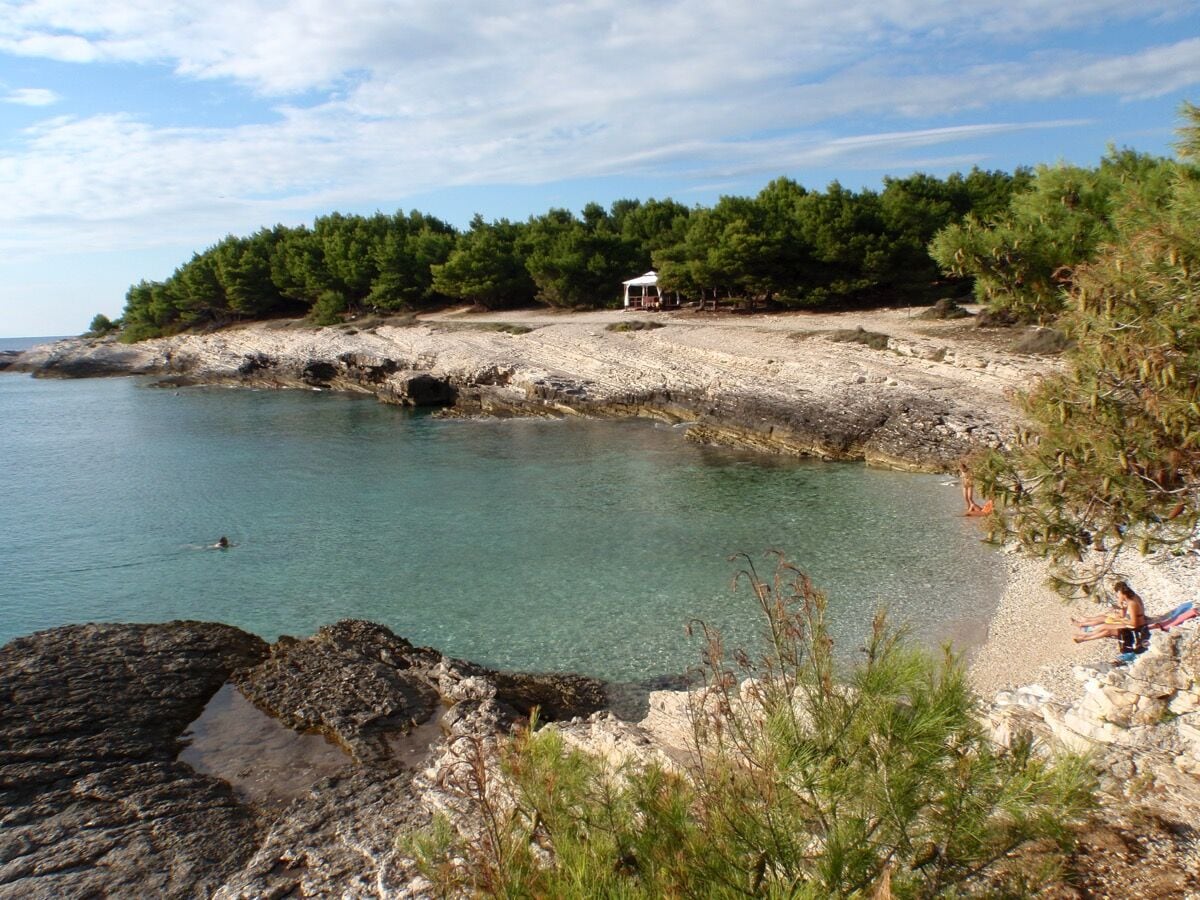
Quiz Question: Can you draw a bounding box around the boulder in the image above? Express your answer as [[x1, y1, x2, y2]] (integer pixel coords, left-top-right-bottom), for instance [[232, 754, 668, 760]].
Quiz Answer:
[[388, 372, 457, 406], [233, 620, 443, 766]]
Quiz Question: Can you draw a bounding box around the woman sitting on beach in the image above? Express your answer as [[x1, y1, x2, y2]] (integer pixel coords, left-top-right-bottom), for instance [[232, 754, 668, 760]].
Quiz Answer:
[[1072, 581, 1147, 643]]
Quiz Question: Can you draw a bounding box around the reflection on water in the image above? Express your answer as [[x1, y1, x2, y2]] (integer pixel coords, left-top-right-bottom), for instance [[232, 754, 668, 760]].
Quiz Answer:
[[179, 684, 350, 808]]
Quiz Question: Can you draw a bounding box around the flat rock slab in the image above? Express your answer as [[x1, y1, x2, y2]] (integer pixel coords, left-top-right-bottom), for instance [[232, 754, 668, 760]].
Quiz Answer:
[[0, 621, 269, 899], [0, 618, 613, 896], [232, 620, 445, 766]]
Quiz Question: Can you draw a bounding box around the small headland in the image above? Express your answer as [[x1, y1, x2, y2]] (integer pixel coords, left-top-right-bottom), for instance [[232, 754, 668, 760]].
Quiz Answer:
[[7, 305, 1056, 472]]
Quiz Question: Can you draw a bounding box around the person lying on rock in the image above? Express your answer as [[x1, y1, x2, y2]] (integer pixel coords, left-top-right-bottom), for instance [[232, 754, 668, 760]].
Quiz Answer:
[[1072, 581, 1146, 643]]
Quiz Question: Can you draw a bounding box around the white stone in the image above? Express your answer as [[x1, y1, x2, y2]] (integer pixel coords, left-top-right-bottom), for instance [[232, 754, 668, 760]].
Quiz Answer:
[[1178, 713, 1200, 748], [1013, 684, 1053, 707], [1169, 691, 1200, 715], [1174, 753, 1200, 777], [1042, 706, 1111, 751]]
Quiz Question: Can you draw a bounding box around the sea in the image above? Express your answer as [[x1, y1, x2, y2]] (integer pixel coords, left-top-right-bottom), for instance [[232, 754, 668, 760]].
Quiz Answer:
[[0, 349, 1003, 683], [0, 335, 71, 351]]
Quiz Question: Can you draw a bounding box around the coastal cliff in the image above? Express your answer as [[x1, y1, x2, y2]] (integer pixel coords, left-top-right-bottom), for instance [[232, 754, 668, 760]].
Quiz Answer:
[[8, 306, 1052, 472]]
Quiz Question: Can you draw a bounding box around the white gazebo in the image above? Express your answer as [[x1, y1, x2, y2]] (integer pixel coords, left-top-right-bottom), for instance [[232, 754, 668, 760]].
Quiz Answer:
[[622, 270, 677, 309]]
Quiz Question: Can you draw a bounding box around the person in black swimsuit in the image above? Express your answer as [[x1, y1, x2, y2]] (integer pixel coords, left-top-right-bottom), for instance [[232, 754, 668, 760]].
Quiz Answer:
[[1072, 581, 1146, 644]]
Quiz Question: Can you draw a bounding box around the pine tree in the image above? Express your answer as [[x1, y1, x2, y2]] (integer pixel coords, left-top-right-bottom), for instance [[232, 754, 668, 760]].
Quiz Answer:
[[978, 103, 1200, 572]]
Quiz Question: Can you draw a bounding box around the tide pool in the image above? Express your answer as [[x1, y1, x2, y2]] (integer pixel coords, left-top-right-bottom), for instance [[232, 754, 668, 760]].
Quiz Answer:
[[0, 374, 1002, 682]]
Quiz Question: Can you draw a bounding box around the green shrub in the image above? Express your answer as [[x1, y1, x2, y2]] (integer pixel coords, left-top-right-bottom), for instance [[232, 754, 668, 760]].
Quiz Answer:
[[308, 290, 347, 326], [1013, 327, 1072, 355], [118, 322, 165, 343], [828, 326, 890, 350], [606, 320, 665, 332], [978, 102, 1200, 570], [431, 321, 534, 335], [405, 555, 1095, 897], [917, 298, 971, 320], [473, 322, 533, 335], [86, 313, 117, 336]]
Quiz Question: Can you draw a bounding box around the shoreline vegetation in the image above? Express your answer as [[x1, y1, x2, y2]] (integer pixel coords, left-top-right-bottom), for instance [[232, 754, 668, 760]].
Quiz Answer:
[[3, 105, 1199, 894]]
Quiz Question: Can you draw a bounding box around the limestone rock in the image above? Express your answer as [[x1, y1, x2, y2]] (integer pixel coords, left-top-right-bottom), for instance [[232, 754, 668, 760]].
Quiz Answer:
[[232, 620, 443, 766], [8, 311, 1025, 471], [383, 372, 457, 406], [1, 619, 617, 897], [554, 711, 680, 772]]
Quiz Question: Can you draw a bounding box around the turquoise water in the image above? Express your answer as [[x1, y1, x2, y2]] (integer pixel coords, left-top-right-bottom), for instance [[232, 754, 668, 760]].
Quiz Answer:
[[0, 374, 1002, 682]]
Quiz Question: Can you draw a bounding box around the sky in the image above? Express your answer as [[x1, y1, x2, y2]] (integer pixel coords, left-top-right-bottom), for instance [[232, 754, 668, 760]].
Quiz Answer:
[[1, 1, 1199, 336]]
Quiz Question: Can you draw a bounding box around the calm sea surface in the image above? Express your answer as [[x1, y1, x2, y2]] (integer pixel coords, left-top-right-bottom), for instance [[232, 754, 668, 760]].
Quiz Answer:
[[0, 373, 1003, 681], [0, 335, 71, 351]]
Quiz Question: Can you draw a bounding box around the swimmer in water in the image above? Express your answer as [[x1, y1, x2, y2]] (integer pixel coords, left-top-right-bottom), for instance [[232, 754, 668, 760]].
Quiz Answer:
[[215, 536, 230, 549]]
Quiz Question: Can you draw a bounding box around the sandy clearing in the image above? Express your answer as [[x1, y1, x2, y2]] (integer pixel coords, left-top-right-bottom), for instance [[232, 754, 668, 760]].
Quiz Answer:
[[969, 547, 1200, 701]]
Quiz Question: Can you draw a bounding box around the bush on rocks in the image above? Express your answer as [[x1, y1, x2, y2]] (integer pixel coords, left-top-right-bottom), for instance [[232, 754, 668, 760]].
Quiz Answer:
[[606, 320, 665, 333], [407, 556, 1095, 897], [828, 326, 890, 350]]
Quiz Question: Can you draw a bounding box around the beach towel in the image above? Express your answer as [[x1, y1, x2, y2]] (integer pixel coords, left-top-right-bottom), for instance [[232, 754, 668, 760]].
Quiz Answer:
[[1152, 606, 1198, 631], [1147, 601, 1195, 631]]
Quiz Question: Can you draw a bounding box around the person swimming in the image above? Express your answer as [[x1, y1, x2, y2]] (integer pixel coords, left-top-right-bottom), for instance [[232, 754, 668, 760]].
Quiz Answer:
[[215, 536, 230, 549]]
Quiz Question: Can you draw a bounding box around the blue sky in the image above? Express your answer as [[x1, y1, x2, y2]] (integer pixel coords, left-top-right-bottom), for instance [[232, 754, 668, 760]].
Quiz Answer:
[[1, 1, 1199, 336]]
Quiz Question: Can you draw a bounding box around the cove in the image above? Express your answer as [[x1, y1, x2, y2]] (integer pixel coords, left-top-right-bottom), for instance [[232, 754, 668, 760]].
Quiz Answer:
[[0, 374, 1003, 682]]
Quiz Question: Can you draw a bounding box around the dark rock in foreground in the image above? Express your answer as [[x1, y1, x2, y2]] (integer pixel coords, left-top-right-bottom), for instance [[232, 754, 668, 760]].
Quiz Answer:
[[0, 620, 608, 898], [0, 622, 268, 899], [233, 620, 445, 767]]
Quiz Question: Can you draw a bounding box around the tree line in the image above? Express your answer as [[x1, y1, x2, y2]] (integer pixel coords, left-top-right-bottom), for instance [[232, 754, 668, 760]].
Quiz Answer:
[[102, 169, 1025, 341]]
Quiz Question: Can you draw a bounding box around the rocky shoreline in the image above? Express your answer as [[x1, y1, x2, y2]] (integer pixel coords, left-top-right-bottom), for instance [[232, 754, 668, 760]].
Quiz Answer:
[[6, 309, 1198, 892], [0, 620, 609, 898], [6, 306, 1051, 471], [4, 612, 1198, 897]]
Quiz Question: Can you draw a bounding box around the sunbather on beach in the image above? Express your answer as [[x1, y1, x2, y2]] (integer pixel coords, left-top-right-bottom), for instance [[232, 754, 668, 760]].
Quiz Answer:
[[1073, 581, 1146, 643]]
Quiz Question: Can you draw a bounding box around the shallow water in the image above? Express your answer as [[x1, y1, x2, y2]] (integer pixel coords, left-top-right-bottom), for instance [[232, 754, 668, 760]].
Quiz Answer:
[[0, 374, 1002, 681], [179, 684, 351, 807]]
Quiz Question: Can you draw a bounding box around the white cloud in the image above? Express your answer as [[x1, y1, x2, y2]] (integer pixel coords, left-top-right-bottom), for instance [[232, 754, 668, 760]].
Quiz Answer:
[[0, 0, 1190, 95], [1010, 38, 1200, 101], [0, 0, 1197, 265], [2, 86, 60, 105]]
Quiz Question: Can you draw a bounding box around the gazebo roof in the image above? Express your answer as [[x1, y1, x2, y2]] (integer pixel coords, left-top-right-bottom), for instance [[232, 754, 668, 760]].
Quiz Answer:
[[622, 270, 658, 287]]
